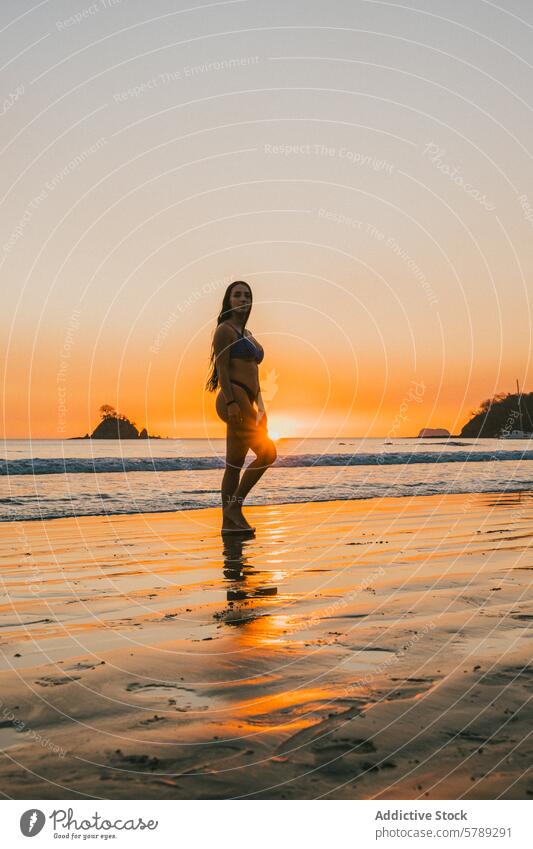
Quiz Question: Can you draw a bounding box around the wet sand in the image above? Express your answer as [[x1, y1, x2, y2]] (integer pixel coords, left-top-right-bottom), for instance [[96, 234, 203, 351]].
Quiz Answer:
[[0, 491, 531, 799]]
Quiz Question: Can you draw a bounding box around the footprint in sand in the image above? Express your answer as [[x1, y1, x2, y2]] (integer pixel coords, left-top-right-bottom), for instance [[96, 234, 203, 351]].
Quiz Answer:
[[139, 714, 166, 726], [125, 682, 208, 712], [111, 751, 161, 771], [35, 675, 81, 687], [126, 682, 195, 694], [312, 737, 376, 755]]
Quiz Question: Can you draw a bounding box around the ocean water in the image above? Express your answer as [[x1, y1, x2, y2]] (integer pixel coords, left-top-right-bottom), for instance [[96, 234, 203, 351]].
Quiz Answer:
[[1, 437, 533, 522]]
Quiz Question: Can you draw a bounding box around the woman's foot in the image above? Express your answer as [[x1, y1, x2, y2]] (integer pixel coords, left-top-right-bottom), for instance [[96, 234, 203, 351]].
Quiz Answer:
[[235, 509, 255, 532], [223, 501, 255, 532], [221, 518, 248, 533], [222, 518, 255, 534]]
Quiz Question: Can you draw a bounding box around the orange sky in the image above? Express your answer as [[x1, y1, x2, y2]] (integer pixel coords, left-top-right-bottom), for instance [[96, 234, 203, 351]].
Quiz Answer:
[[3, 283, 530, 438], [2, 2, 532, 438]]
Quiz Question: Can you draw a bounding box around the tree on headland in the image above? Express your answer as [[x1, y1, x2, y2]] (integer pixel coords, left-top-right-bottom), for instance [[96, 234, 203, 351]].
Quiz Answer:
[[471, 393, 507, 417], [99, 404, 117, 419], [460, 391, 533, 437]]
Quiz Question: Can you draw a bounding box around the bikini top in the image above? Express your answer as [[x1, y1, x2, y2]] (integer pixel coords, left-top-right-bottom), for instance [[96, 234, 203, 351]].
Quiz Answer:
[[227, 324, 264, 364]]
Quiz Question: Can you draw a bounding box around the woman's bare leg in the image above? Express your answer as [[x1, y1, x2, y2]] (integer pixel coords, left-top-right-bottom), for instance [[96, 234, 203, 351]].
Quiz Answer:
[[216, 386, 277, 528], [232, 427, 277, 505], [216, 388, 255, 531], [221, 428, 249, 530]]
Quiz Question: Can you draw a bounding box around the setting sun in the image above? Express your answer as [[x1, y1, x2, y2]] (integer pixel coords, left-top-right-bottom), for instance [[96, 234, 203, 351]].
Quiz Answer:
[[266, 415, 298, 440]]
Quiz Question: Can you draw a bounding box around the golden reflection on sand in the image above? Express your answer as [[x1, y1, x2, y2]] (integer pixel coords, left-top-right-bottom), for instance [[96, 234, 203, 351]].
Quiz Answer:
[[0, 493, 531, 798]]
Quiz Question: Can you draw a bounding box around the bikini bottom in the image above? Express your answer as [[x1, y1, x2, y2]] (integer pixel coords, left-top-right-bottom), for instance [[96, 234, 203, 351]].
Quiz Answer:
[[230, 379, 258, 406]]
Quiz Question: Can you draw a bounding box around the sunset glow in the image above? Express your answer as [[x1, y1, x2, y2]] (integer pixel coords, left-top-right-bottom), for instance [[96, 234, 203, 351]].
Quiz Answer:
[[2, 0, 532, 812], [1, 2, 531, 441], [265, 415, 300, 441]]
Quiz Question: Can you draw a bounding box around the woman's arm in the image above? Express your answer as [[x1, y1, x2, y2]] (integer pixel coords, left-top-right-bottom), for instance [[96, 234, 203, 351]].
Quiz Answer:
[[213, 325, 241, 422]]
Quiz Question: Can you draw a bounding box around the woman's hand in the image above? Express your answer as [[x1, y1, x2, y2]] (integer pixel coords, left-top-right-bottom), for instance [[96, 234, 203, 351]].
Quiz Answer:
[[227, 401, 242, 425]]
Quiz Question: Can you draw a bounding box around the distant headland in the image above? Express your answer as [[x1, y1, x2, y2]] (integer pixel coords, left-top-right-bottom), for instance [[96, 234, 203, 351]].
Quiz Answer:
[[417, 428, 451, 438], [460, 391, 533, 438], [73, 405, 164, 439]]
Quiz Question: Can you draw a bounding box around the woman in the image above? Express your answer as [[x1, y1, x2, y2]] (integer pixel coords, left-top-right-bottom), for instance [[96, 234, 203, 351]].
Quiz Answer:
[[206, 280, 277, 532]]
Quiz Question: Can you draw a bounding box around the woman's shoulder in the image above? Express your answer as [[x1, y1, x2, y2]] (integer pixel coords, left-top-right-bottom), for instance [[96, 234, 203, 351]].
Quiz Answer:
[[214, 322, 235, 339]]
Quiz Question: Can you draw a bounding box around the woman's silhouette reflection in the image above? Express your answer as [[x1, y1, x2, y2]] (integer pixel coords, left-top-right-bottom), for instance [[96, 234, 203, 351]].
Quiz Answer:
[[219, 534, 278, 625]]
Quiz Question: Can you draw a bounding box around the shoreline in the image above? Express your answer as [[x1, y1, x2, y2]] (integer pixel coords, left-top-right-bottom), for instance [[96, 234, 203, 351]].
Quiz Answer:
[[4, 482, 533, 525], [0, 490, 531, 799]]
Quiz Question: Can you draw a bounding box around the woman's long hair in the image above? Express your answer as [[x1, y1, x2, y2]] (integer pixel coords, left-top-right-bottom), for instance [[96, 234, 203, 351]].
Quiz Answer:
[[205, 280, 253, 392]]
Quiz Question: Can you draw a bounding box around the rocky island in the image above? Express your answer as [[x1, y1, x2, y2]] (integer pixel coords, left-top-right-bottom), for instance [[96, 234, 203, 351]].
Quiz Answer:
[[78, 405, 162, 439], [417, 428, 451, 438]]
